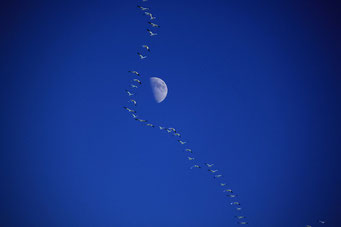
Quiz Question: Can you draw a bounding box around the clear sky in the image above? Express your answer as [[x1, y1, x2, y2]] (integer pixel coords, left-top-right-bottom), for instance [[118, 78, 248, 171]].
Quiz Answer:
[[1, 0, 340, 226]]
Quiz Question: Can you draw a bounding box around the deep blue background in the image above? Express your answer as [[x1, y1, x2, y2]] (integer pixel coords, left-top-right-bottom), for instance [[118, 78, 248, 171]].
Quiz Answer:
[[1, 0, 340, 226]]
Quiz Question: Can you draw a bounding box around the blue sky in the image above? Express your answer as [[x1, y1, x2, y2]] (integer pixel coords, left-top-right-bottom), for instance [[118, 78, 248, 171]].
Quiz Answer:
[[1, 0, 340, 226]]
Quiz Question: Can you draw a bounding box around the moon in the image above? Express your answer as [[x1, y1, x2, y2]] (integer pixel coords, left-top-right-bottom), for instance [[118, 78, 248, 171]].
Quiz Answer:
[[150, 77, 168, 103]]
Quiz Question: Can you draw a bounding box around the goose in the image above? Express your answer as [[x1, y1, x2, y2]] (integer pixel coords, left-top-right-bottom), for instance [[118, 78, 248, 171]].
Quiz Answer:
[[318, 220, 326, 224], [133, 79, 142, 84], [142, 45, 150, 51], [214, 174, 223, 178], [166, 129, 172, 133], [237, 222, 248, 225], [145, 12, 156, 20], [159, 126, 166, 130], [174, 133, 181, 137], [123, 106, 136, 113], [226, 194, 237, 198], [146, 123, 155, 128], [131, 84, 138, 88], [220, 183, 227, 186], [137, 52, 147, 59], [208, 169, 218, 173], [135, 118, 147, 122], [190, 165, 201, 169], [223, 189, 233, 193], [125, 90, 134, 96], [137, 5, 149, 11], [128, 70, 140, 76], [147, 29, 157, 36], [188, 157, 195, 161], [129, 99, 137, 106], [204, 163, 214, 168], [168, 127, 176, 132], [230, 202, 240, 205], [235, 216, 246, 219], [131, 113, 138, 119], [148, 22, 160, 28], [177, 140, 187, 145], [185, 149, 192, 153]]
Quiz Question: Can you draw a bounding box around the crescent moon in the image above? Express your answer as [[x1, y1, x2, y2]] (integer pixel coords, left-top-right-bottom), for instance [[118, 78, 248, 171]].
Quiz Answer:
[[150, 77, 168, 103]]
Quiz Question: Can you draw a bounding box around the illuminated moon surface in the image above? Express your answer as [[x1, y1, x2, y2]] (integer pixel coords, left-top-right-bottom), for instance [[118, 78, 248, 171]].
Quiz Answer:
[[150, 77, 168, 103]]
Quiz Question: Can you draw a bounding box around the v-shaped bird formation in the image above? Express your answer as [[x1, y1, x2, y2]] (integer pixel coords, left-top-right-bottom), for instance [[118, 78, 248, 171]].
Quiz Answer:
[[122, 1, 327, 226]]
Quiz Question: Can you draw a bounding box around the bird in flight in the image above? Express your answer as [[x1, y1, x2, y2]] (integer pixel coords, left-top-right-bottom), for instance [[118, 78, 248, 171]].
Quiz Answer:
[[125, 90, 134, 96], [230, 202, 241, 205], [214, 174, 222, 178], [148, 22, 160, 28], [168, 127, 176, 132], [147, 29, 157, 36], [137, 5, 149, 11], [146, 123, 155, 128], [220, 183, 226, 186], [145, 12, 156, 20], [142, 45, 150, 52], [237, 222, 248, 225], [137, 52, 147, 59], [223, 189, 233, 193], [123, 106, 136, 113], [174, 133, 181, 137], [190, 165, 201, 169], [185, 149, 193, 153], [159, 126, 166, 130], [177, 140, 187, 145], [204, 163, 214, 168], [131, 84, 138, 88], [236, 207, 242, 211], [208, 169, 218, 173], [188, 157, 195, 161], [129, 99, 137, 106], [128, 71, 140, 76], [319, 220, 326, 224], [235, 216, 246, 219], [226, 194, 237, 198], [133, 79, 142, 84], [135, 118, 147, 122]]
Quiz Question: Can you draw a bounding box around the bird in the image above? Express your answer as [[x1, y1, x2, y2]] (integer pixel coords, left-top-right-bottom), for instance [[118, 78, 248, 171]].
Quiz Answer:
[[220, 183, 227, 186], [235, 216, 246, 219], [185, 149, 193, 153], [131, 84, 138, 88], [137, 5, 149, 11], [208, 169, 218, 173], [125, 90, 134, 96], [190, 165, 201, 169], [188, 157, 195, 161], [142, 45, 150, 52], [237, 222, 248, 225], [204, 163, 214, 168], [131, 113, 138, 119], [173, 133, 181, 137], [145, 12, 156, 20], [146, 123, 155, 128], [236, 207, 242, 211], [166, 129, 172, 133], [226, 194, 237, 198], [147, 29, 157, 36], [318, 220, 326, 224], [129, 99, 137, 106], [148, 22, 160, 28], [168, 127, 176, 132], [123, 106, 136, 113], [306, 225, 312, 227], [230, 202, 241, 205], [137, 52, 147, 59], [159, 126, 166, 130], [133, 79, 142, 84], [223, 189, 233, 193], [135, 118, 147, 122], [214, 174, 222, 178], [178, 140, 186, 145], [128, 70, 140, 76]]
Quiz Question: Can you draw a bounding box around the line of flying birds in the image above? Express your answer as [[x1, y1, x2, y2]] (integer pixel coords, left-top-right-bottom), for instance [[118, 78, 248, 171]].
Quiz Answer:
[[122, 1, 327, 226]]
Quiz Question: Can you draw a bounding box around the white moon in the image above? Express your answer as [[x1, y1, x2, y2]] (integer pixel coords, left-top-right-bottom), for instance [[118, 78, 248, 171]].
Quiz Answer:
[[150, 77, 168, 103]]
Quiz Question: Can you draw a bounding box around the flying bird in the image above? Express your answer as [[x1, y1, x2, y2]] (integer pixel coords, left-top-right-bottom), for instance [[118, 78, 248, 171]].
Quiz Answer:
[[178, 140, 187, 145], [129, 99, 137, 106], [123, 106, 136, 113], [125, 90, 135, 96], [204, 163, 214, 168], [236, 207, 242, 211], [131, 113, 138, 119], [142, 45, 150, 51], [133, 79, 142, 84], [220, 183, 227, 186], [235, 216, 246, 219], [137, 5, 149, 11], [226, 194, 237, 198], [188, 157, 195, 161], [168, 127, 176, 132], [135, 118, 147, 122], [145, 12, 156, 20], [147, 29, 157, 36], [148, 22, 160, 27], [146, 123, 155, 128], [185, 149, 193, 153], [173, 133, 181, 137], [214, 174, 222, 178], [190, 165, 201, 169], [159, 126, 166, 130], [319, 220, 326, 224], [137, 52, 147, 59], [128, 70, 140, 76], [230, 202, 241, 205], [208, 169, 218, 173], [131, 84, 138, 88], [223, 189, 233, 193], [237, 222, 248, 225]]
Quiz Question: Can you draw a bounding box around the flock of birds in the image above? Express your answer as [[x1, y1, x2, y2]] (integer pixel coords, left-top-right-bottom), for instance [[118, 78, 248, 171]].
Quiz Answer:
[[122, 1, 327, 226]]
